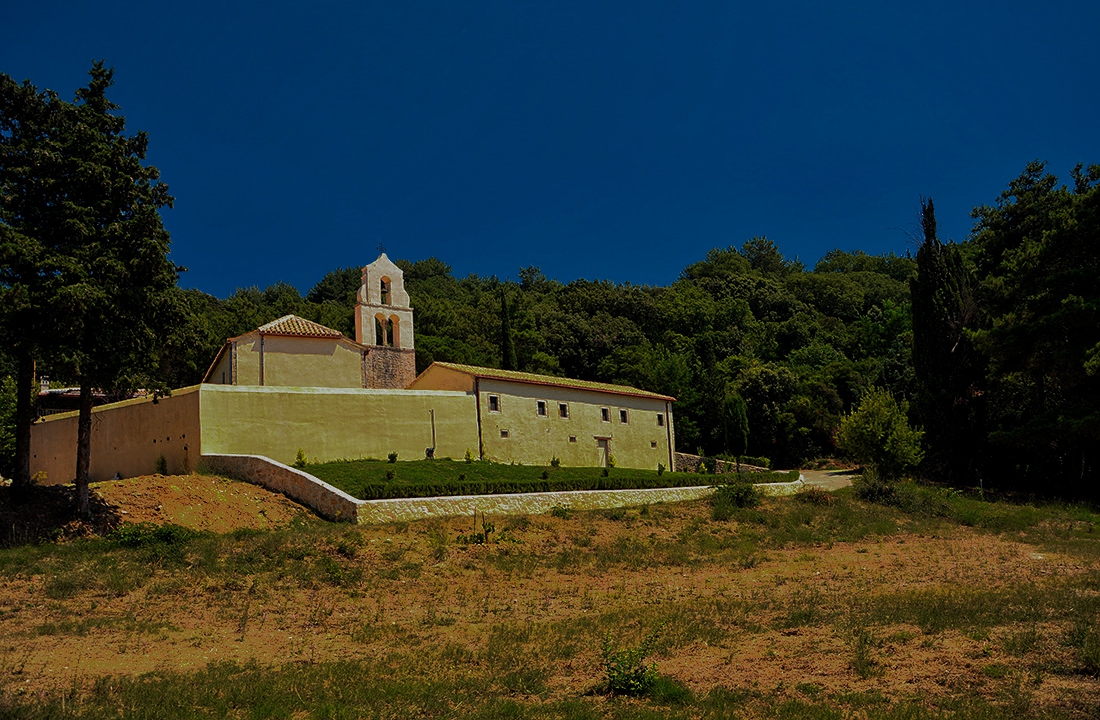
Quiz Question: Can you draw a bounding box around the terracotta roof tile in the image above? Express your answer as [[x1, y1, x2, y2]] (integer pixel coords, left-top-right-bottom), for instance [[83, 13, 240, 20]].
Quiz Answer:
[[258, 315, 345, 338], [430, 362, 675, 401]]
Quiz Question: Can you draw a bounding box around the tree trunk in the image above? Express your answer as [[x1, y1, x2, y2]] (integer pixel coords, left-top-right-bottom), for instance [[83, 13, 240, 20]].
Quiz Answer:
[[75, 384, 93, 518], [12, 352, 35, 489]]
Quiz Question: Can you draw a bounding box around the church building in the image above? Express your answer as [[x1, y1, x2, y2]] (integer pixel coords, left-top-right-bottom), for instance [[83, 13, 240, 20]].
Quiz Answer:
[[29, 254, 676, 484]]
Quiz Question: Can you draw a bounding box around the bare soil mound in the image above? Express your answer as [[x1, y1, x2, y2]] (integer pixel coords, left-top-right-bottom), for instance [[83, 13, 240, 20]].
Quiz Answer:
[[0, 475, 308, 545]]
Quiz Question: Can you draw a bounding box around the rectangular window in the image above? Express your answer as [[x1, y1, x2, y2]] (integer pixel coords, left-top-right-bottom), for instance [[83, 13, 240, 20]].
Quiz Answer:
[[601, 407, 610, 422], [488, 395, 500, 413], [569, 436, 577, 443], [537, 400, 547, 417], [651, 441, 658, 448], [657, 413, 665, 427], [500, 429, 509, 438], [619, 409, 629, 424], [559, 403, 569, 418]]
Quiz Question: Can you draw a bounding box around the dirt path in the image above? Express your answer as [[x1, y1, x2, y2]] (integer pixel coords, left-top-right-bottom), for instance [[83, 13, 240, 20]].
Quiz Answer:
[[799, 468, 856, 490]]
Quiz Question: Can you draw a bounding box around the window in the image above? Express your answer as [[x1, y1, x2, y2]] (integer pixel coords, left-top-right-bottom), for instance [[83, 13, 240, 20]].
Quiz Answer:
[[657, 413, 665, 427], [569, 436, 577, 443], [559, 403, 569, 418], [537, 400, 547, 417], [619, 409, 629, 424], [651, 441, 658, 448], [601, 407, 610, 422], [500, 430, 509, 438], [488, 395, 500, 413]]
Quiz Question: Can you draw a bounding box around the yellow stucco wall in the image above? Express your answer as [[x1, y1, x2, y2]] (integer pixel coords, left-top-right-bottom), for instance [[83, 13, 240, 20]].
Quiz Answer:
[[408, 365, 475, 393], [477, 379, 674, 470], [229, 336, 365, 388], [198, 385, 478, 465], [260, 336, 364, 388], [208, 347, 232, 384], [29, 386, 202, 485]]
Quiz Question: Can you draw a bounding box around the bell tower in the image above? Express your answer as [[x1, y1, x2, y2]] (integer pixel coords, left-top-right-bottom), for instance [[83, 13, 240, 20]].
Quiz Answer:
[[355, 253, 417, 388]]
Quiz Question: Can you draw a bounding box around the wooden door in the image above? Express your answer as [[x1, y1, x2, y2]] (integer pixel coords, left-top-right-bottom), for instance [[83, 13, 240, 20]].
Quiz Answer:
[[596, 438, 609, 467]]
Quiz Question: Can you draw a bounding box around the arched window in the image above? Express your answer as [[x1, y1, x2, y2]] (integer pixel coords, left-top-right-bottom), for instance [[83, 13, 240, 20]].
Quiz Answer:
[[380, 277, 391, 305], [375, 314, 387, 346], [389, 315, 401, 347], [386, 318, 395, 347]]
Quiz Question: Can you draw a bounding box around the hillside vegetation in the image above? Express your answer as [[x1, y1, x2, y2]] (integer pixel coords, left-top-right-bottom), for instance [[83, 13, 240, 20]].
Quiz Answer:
[[3, 162, 1098, 500], [0, 481, 1098, 718]]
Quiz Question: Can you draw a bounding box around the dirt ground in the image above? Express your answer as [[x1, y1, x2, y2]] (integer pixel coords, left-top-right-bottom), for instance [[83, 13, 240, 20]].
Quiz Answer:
[[1, 474, 1097, 716]]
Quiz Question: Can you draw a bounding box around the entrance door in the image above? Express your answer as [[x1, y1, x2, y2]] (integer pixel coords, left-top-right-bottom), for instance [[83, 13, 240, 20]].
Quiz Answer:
[[596, 438, 610, 468]]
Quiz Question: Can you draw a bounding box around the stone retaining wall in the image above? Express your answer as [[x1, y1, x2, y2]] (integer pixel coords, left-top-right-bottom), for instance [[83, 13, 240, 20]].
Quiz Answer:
[[201, 454, 360, 521], [673, 452, 768, 474], [203, 453, 805, 525]]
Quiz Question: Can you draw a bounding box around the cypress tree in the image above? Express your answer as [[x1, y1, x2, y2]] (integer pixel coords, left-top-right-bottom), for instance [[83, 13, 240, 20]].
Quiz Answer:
[[500, 287, 518, 371]]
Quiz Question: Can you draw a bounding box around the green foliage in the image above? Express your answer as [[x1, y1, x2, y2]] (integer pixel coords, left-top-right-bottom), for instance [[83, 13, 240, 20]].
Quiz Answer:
[[464, 448, 475, 463], [308, 458, 720, 500], [549, 456, 560, 468], [155, 455, 168, 475], [600, 622, 666, 696], [657, 462, 665, 476], [0, 375, 15, 478], [387, 452, 398, 463], [549, 504, 572, 519], [712, 480, 762, 520], [293, 448, 308, 470], [837, 388, 923, 480]]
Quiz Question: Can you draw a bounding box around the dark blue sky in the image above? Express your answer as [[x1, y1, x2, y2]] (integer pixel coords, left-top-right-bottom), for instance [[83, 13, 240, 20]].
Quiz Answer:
[[4, 2, 1098, 298]]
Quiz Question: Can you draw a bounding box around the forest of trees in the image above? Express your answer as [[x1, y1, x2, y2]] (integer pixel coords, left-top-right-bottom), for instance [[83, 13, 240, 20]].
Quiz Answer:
[[2, 67, 1097, 500]]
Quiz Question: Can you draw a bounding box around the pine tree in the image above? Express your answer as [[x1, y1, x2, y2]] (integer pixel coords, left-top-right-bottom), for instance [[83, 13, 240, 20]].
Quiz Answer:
[[500, 287, 518, 371]]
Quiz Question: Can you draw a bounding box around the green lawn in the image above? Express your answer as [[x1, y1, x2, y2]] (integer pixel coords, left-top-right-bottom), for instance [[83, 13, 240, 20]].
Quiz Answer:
[[305, 458, 800, 500]]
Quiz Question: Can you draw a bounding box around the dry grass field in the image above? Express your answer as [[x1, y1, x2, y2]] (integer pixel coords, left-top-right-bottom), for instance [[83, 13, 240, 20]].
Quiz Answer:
[[0, 474, 1097, 719]]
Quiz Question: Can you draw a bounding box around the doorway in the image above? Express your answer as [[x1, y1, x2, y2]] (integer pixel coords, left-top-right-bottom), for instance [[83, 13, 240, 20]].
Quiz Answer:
[[596, 438, 610, 468]]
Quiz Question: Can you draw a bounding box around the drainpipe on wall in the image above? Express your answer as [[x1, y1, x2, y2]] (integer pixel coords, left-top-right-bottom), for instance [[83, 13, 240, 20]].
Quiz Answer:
[[665, 400, 674, 471], [474, 377, 484, 460], [259, 334, 265, 386]]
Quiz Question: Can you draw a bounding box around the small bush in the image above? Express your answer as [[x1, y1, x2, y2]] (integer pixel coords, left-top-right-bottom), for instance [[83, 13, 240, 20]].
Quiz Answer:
[[550, 504, 572, 519], [540, 469, 550, 480], [464, 448, 474, 463], [387, 452, 398, 463], [852, 472, 895, 504], [110, 522, 195, 548], [712, 482, 761, 521], [155, 455, 168, 475], [796, 487, 835, 506], [550, 456, 560, 468], [657, 463, 665, 476], [293, 448, 307, 470], [601, 623, 666, 696]]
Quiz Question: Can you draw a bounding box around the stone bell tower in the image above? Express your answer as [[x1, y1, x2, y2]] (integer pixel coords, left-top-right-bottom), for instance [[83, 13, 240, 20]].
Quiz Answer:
[[355, 253, 417, 388]]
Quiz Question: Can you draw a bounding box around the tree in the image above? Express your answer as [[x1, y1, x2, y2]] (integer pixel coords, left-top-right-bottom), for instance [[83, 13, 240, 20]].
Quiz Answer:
[[968, 162, 1100, 497], [724, 393, 749, 470], [836, 387, 923, 480], [0, 71, 73, 488], [47, 63, 178, 516], [909, 197, 984, 484], [500, 287, 518, 370]]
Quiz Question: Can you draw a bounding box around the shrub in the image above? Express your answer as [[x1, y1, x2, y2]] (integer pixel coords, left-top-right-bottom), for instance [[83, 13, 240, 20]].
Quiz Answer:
[[657, 462, 665, 476], [852, 471, 896, 504], [601, 623, 666, 696], [293, 448, 307, 470], [796, 487, 835, 506], [550, 456, 560, 468], [837, 387, 923, 480], [155, 455, 168, 475], [540, 469, 550, 480], [464, 448, 475, 463], [387, 452, 398, 463], [549, 504, 572, 519]]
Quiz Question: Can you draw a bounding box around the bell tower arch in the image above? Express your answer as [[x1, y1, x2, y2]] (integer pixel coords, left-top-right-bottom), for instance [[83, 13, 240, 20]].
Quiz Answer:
[[355, 253, 416, 388]]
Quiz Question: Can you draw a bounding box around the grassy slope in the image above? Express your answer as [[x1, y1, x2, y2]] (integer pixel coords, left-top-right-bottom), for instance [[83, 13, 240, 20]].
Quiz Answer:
[[1, 483, 1098, 719], [305, 458, 800, 499]]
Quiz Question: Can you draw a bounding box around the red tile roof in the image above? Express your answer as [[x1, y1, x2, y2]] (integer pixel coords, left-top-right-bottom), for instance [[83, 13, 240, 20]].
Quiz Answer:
[[427, 362, 675, 401], [258, 315, 345, 338]]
